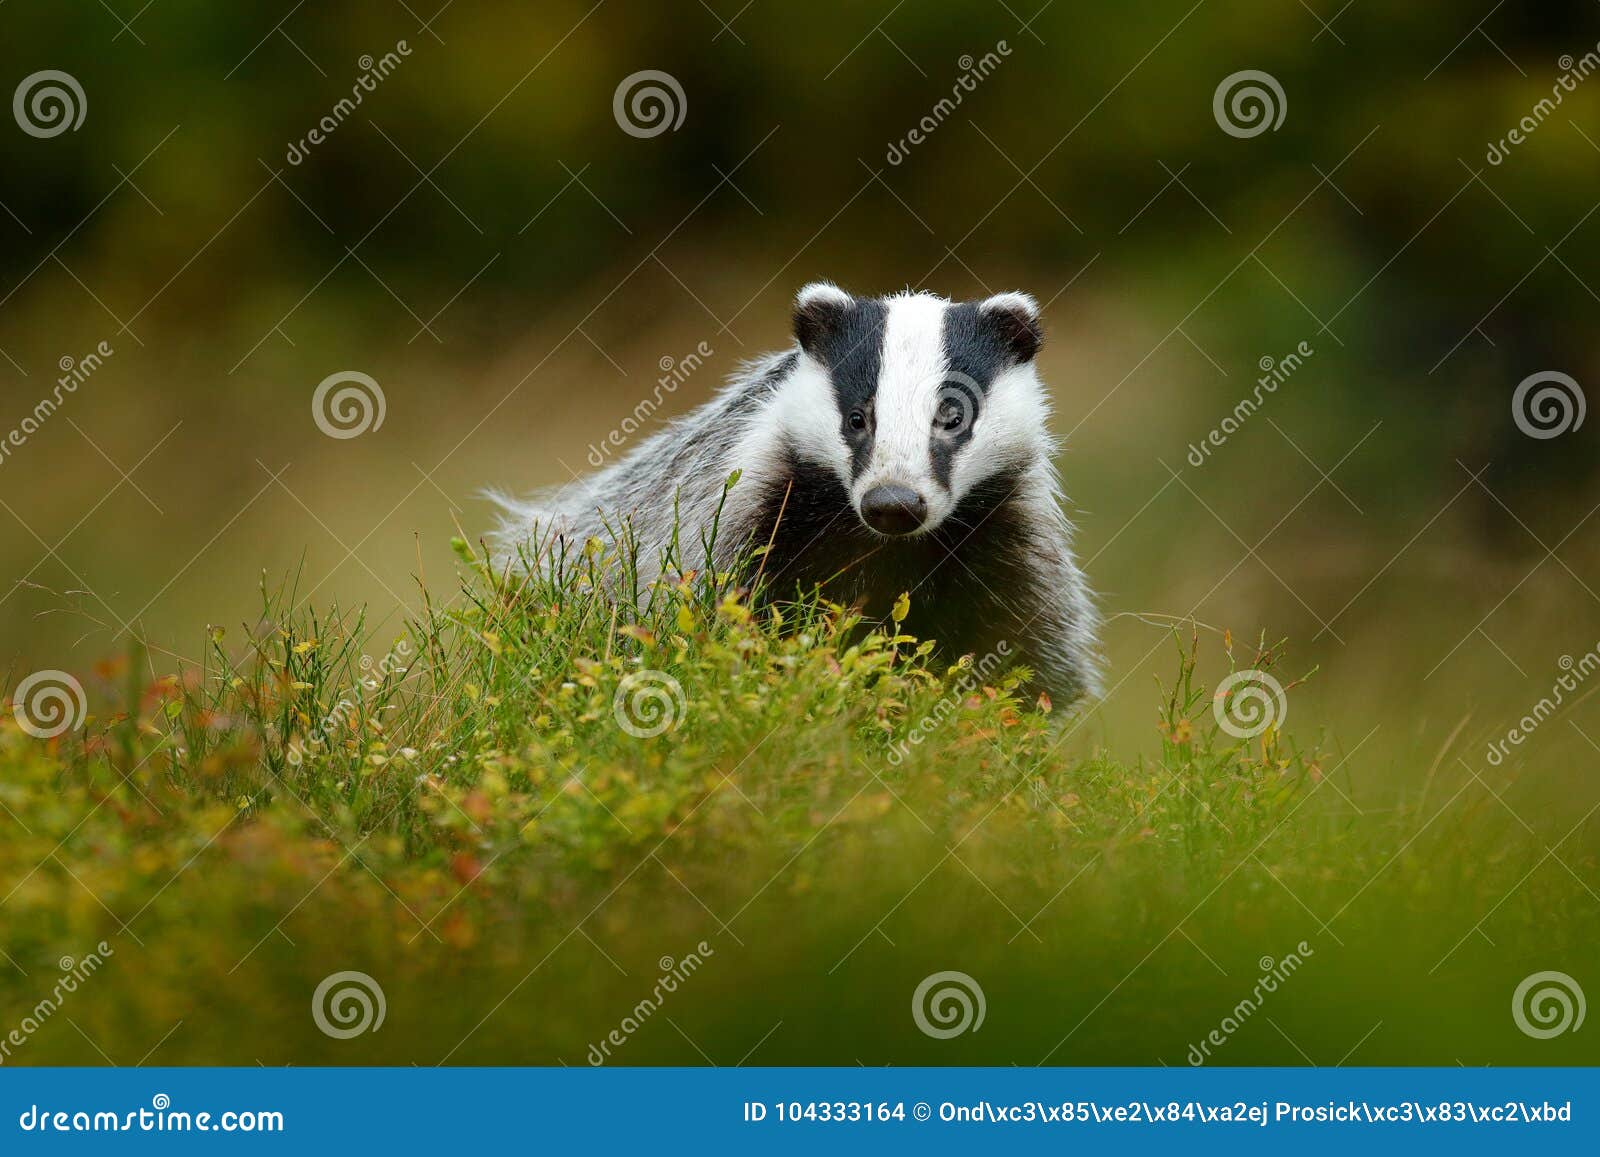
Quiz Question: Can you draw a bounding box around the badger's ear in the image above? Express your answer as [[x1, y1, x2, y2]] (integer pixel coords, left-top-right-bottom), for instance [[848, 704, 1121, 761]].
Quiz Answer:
[[793, 282, 853, 358], [978, 291, 1042, 363]]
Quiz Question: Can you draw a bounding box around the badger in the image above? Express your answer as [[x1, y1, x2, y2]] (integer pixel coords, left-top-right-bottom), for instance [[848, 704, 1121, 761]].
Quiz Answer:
[[491, 283, 1100, 704]]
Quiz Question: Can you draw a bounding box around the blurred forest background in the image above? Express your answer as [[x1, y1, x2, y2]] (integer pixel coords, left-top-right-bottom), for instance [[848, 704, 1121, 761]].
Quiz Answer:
[[2, 0, 1599, 787]]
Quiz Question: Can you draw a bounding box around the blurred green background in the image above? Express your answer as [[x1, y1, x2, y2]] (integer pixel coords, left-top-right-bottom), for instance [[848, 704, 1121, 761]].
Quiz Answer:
[[3, 2, 1599, 811]]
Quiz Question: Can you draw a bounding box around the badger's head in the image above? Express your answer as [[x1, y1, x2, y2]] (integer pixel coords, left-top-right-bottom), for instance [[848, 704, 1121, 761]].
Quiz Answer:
[[783, 282, 1051, 537]]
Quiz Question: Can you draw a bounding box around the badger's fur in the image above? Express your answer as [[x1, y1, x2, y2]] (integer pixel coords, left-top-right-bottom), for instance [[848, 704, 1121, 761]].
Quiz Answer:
[[491, 283, 1100, 703]]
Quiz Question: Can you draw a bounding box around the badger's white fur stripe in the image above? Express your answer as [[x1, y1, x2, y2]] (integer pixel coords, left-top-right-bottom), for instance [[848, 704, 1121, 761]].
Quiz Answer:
[[796, 280, 853, 311], [491, 285, 1101, 702], [859, 292, 950, 510], [979, 290, 1040, 319]]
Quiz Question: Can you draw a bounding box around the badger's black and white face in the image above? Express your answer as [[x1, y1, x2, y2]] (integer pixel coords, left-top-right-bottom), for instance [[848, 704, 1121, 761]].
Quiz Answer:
[[777, 283, 1051, 538]]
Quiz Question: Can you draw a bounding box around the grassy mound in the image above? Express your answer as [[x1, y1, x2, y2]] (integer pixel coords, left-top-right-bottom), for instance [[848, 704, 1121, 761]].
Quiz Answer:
[[1, 525, 1595, 1066]]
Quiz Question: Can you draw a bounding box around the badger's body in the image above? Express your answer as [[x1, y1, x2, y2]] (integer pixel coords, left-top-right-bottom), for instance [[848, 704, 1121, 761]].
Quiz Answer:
[[492, 284, 1100, 703]]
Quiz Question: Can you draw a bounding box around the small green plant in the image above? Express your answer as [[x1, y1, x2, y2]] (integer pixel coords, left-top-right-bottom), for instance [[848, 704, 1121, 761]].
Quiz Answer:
[[0, 516, 1589, 1066]]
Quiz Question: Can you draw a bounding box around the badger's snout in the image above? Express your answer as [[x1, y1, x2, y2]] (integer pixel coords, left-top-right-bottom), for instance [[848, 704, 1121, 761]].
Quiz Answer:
[[859, 483, 928, 535]]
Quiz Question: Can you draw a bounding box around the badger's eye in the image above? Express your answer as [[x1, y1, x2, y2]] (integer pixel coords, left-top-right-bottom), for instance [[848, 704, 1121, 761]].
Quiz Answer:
[[935, 398, 967, 432], [848, 409, 867, 431]]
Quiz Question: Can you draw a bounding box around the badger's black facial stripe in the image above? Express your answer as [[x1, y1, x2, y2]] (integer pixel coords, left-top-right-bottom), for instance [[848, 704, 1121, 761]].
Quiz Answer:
[[794, 296, 847, 356], [983, 300, 1043, 362], [931, 303, 1019, 488], [806, 298, 888, 479], [799, 294, 1039, 499], [943, 302, 1019, 385], [752, 453, 1030, 613]]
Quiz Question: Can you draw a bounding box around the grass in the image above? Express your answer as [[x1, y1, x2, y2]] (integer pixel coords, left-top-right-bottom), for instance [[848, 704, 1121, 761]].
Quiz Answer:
[[1, 503, 1596, 1067]]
